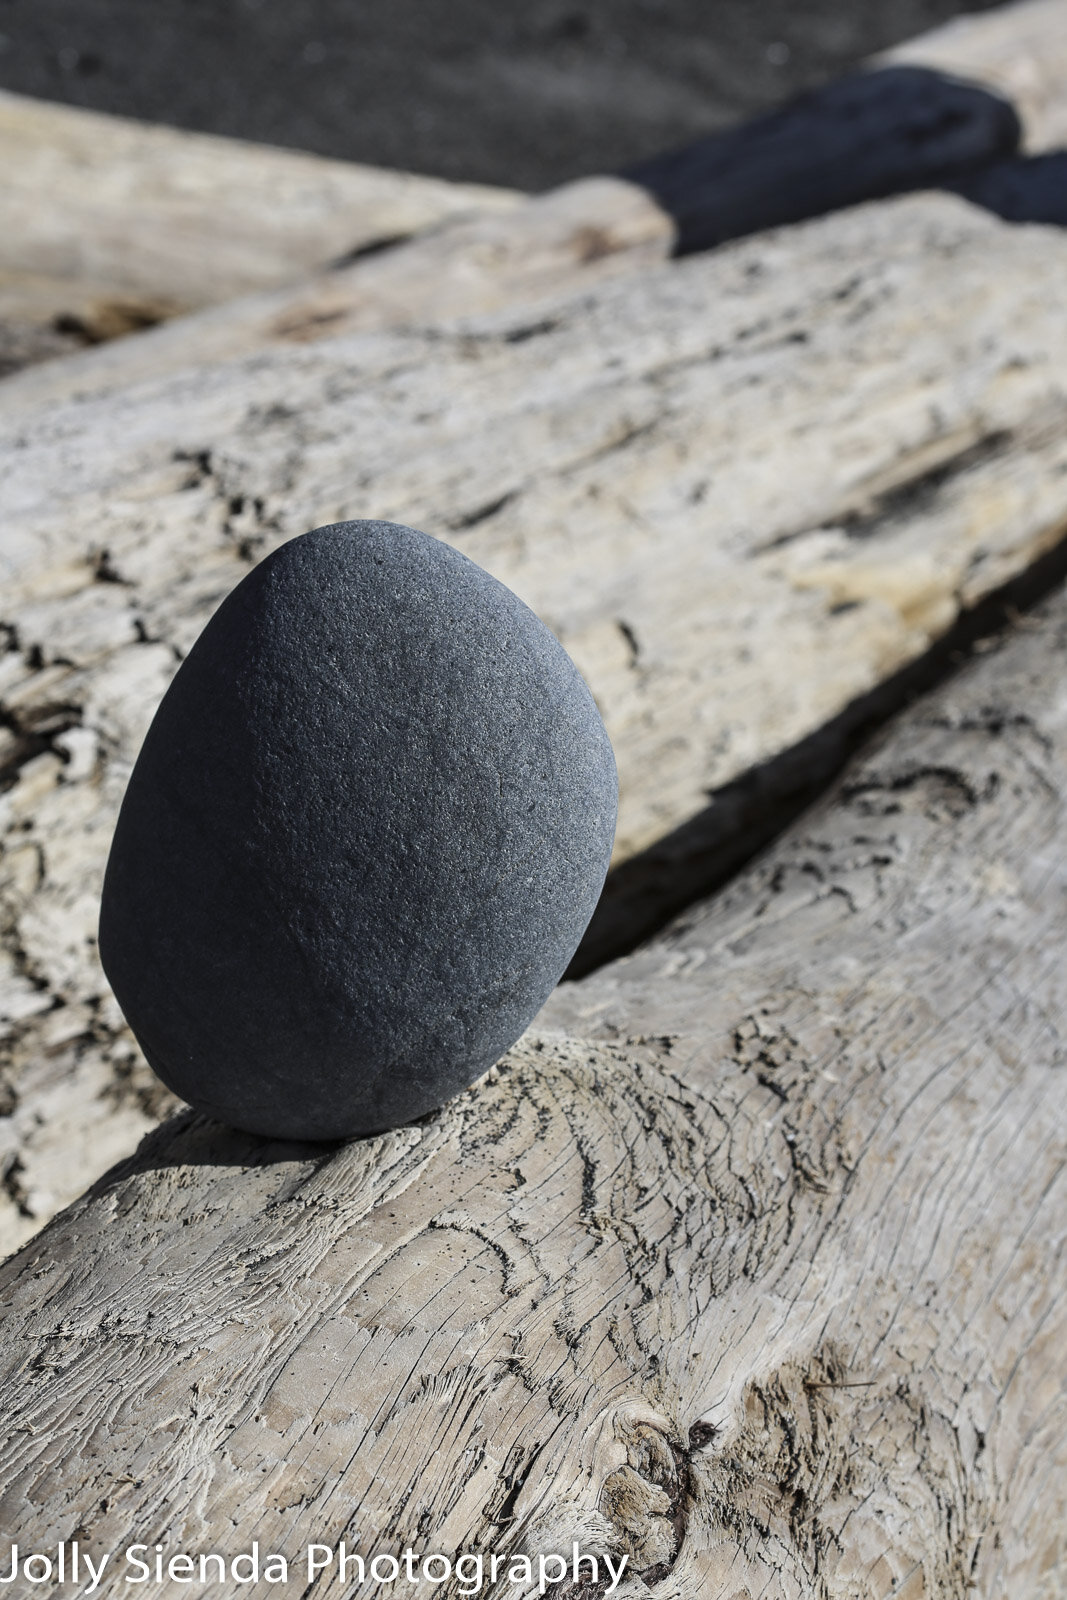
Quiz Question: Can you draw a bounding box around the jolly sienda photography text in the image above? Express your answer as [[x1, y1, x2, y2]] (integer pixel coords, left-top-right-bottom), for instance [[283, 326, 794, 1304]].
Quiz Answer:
[[1, 1542, 630, 1594]]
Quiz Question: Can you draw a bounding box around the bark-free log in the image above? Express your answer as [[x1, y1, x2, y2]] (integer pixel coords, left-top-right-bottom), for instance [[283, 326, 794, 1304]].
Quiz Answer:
[[6, 193, 1067, 1250], [3, 539, 1066, 1597], [0, 87, 519, 374], [0, 176, 675, 407], [0, 89, 520, 302]]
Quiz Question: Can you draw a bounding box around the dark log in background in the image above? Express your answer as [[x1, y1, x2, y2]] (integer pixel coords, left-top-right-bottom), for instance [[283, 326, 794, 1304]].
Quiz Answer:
[[0, 0, 1010, 190]]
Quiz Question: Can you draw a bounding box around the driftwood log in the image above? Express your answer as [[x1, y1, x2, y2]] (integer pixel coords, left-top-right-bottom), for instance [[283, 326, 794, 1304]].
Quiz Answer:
[[0, 177, 675, 409], [3, 2, 1067, 1575], [0, 88, 519, 376], [6, 0, 1066, 395], [5, 191, 1067, 1252], [0, 55, 1011, 410], [2, 530, 1066, 1597], [6, 60, 1013, 397]]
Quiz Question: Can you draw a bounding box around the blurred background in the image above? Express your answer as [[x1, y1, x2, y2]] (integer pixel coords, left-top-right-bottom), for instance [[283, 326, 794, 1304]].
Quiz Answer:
[[0, 0, 1008, 189]]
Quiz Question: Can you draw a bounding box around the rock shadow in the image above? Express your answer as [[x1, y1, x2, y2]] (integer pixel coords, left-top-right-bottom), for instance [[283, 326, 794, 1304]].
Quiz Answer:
[[83, 1105, 350, 1188]]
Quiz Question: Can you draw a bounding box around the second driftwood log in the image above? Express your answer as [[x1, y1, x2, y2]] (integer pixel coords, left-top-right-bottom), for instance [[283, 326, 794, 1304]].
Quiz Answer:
[[0, 87, 519, 376]]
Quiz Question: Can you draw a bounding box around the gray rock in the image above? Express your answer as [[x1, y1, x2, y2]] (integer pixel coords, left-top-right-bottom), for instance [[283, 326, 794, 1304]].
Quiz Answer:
[[99, 521, 616, 1140]]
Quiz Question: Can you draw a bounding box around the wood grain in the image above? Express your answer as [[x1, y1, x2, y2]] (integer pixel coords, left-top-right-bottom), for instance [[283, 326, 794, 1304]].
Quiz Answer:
[[5, 192, 1067, 1252], [3, 527, 1065, 1598]]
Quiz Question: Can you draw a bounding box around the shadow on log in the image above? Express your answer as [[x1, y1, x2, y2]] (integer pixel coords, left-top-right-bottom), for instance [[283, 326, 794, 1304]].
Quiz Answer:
[[948, 149, 1067, 225], [88, 1108, 335, 1183], [3, 0, 1066, 385], [625, 66, 1021, 255], [880, 0, 1067, 155], [570, 508, 1067, 976]]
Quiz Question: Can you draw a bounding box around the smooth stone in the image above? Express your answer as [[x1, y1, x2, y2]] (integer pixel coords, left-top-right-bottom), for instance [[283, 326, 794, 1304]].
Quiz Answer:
[[99, 520, 617, 1140]]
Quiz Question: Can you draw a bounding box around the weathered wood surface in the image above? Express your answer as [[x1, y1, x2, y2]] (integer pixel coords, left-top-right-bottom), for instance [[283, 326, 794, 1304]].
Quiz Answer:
[[6, 192, 1067, 1253], [0, 87, 519, 378], [3, 542, 1066, 1597], [625, 64, 1020, 255], [0, 177, 675, 410], [0, 87, 519, 302], [882, 0, 1067, 153]]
